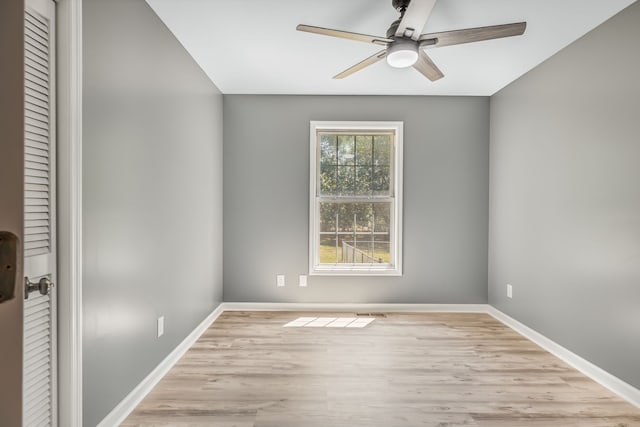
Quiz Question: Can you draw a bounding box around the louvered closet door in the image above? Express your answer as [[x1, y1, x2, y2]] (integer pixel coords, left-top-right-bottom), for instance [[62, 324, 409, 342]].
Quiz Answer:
[[23, 0, 57, 426]]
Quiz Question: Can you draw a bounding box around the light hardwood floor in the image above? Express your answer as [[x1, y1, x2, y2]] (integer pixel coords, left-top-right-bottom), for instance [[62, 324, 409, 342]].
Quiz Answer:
[[122, 311, 640, 426]]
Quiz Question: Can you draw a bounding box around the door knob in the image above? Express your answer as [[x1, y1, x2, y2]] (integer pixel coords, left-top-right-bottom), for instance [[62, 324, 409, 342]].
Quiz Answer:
[[24, 277, 54, 299]]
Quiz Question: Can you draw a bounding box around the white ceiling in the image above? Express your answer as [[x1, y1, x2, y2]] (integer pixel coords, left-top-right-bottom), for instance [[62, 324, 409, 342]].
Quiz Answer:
[[146, 0, 635, 96]]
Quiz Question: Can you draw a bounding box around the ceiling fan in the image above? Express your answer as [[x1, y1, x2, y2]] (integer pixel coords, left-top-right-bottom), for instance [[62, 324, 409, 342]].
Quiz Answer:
[[297, 0, 527, 81]]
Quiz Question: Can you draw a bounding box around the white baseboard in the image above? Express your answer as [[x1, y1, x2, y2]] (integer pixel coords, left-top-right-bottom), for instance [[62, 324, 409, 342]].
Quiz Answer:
[[221, 302, 490, 313], [97, 302, 640, 427], [97, 304, 226, 427], [487, 306, 640, 408]]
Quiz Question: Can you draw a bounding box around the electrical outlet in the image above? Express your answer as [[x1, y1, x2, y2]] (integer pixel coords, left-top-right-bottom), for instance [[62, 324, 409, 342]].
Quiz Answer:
[[507, 284, 513, 299], [299, 275, 307, 287], [277, 274, 285, 287], [157, 316, 164, 337]]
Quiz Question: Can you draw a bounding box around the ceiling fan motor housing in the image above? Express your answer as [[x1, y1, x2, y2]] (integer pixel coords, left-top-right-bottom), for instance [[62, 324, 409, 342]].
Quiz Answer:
[[386, 37, 419, 68]]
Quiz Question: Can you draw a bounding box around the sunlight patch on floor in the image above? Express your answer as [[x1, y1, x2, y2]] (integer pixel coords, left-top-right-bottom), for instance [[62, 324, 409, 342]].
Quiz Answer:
[[283, 317, 374, 328]]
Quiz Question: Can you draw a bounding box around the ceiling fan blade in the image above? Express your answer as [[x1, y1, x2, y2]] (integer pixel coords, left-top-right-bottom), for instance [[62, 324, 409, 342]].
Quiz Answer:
[[333, 50, 388, 79], [412, 50, 444, 81], [297, 24, 391, 46], [419, 22, 526, 48], [395, 0, 437, 40]]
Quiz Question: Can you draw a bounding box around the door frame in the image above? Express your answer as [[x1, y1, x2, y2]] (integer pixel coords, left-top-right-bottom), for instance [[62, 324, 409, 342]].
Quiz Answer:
[[56, 0, 83, 425], [0, 0, 26, 425]]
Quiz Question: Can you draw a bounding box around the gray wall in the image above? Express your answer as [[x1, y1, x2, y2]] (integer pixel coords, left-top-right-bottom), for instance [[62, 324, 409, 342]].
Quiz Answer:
[[82, 1, 223, 425], [0, 0, 24, 425], [224, 95, 489, 303], [489, 2, 640, 389]]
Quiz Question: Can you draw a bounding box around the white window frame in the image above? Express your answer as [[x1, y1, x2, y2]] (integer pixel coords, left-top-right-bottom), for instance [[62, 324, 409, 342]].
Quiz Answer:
[[309, 121, 403, 276]]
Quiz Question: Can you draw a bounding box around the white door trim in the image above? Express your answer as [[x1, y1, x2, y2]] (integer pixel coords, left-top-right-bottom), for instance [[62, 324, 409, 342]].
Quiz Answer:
[[56, 0, 83, 425]]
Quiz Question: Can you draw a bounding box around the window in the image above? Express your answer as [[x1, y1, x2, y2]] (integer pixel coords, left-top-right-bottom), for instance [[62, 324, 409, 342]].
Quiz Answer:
[[309, 121, 403, 276]]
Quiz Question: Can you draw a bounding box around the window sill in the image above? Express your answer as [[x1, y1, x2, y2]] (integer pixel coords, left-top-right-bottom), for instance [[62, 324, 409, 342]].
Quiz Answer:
[[310, 266, 402, 277]]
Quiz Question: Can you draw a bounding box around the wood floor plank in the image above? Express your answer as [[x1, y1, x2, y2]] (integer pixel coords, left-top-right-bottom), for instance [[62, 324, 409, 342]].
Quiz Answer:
[[121, 312, 640, 427]]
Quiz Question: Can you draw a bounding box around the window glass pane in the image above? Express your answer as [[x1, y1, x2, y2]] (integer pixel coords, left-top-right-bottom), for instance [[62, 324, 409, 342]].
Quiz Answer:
[[373, 203, 390, 233], [339, 234, 358, 263], [373, 202, 391, 264], [355, 135, 372, 165], [373, 165, 390, 195], [337, 165, 355, 194], [355, 166, 372, 195], [373, 135, 391, 166], [341, 234, 383, 264], [353, 234, 374, 263], [319, 203, 337, 232], [320, 165, 338, 195], [374, 234, 391, 263], [336, 203, 355, 233], [320, 134, 337, 167], [338, 135, 355, 165], [322, 133, 393, 197], [318, 202, 392, 265], [319, 235, 339, 264], [354, 203, 372, 232]]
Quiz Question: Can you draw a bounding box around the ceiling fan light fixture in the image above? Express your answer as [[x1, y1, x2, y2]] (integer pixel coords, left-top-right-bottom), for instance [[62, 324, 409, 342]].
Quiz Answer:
[[386, 39, 419, 68]]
